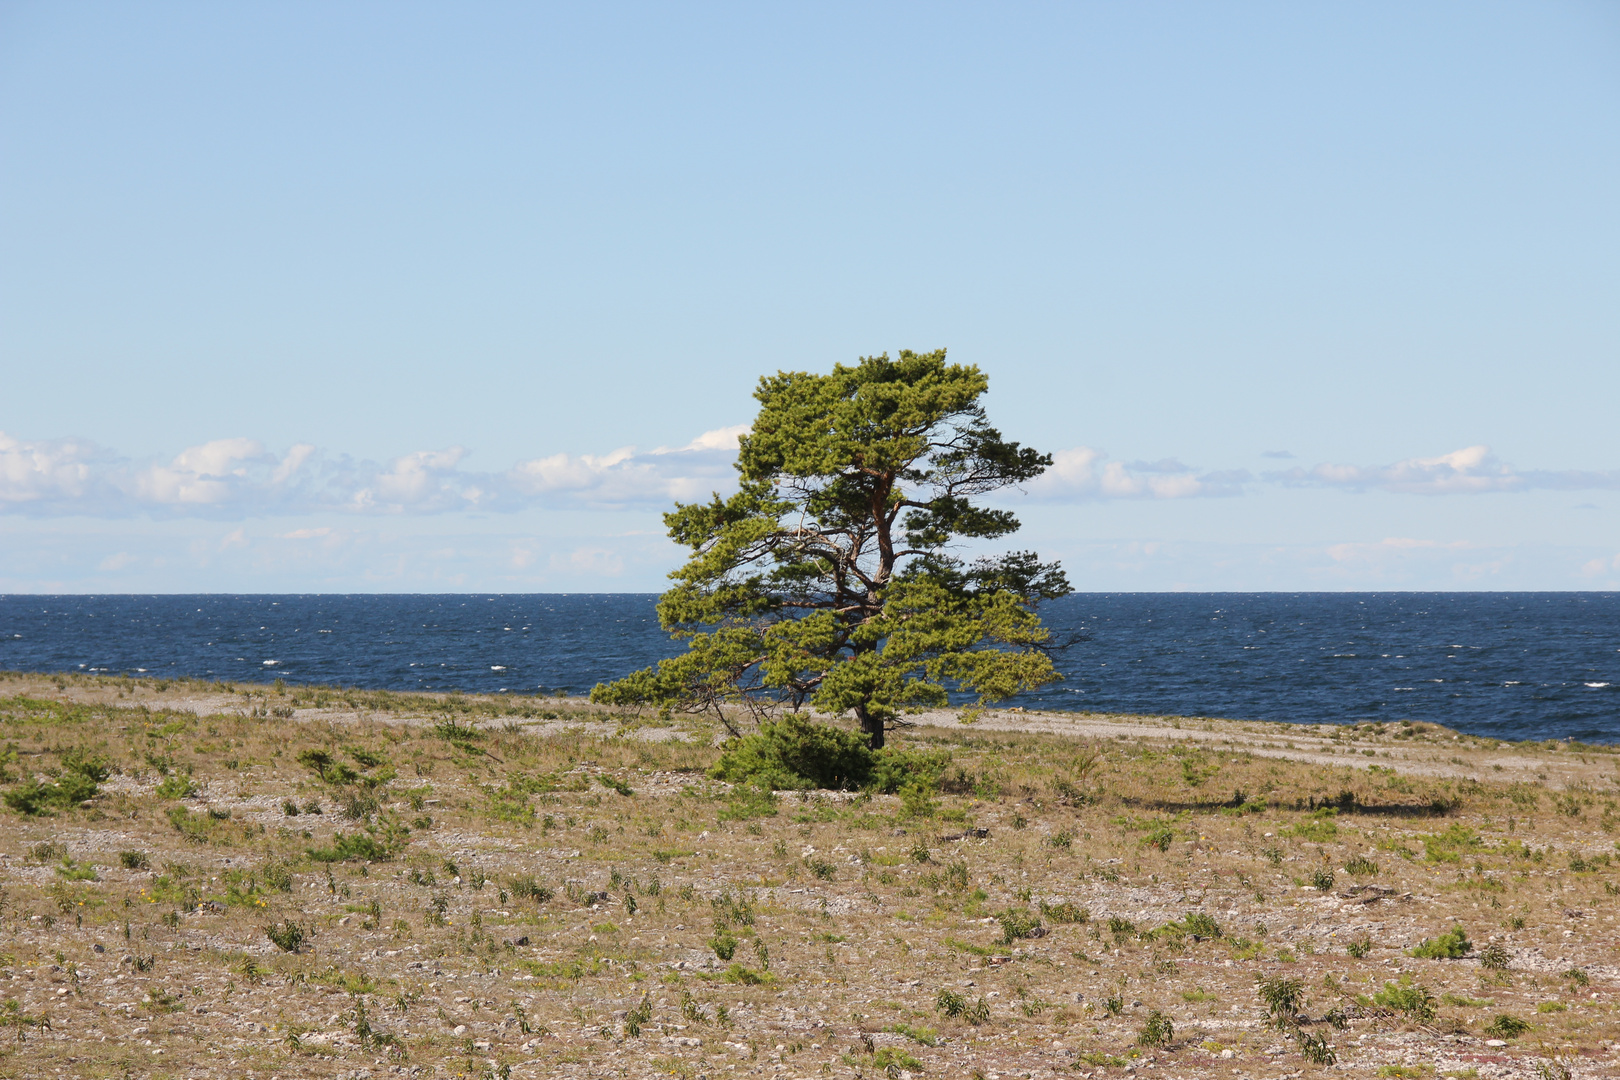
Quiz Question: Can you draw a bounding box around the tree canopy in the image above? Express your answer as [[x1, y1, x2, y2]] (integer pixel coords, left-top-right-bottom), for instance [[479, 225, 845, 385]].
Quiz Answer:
[[591, 348, 1071, 748]]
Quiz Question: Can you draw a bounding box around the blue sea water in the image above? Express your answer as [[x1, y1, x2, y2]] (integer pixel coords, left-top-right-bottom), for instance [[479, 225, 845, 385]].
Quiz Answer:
[[0, 593, 1615, 744]]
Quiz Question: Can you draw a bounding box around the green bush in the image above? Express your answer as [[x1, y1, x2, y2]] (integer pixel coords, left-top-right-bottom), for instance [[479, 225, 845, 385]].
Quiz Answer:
[[1485, 1014, 1530, 1039], [1180, 911, 1222, 939], [1410, 925, 1472, 959], [709, 715, 951, 793], [154, 773, 197, 800], [264, 920, 305, 953], [995, 907, 1043, 945], [3, 749, 108, 815], [306, 816, 409, 863], [1373, 977, 1437, 1020], [1297, 1031, 1336, 1065], [1039, 900, 1089, 924], [1137, 1010, 1174, 1048], [1479, 942, 1512, 970], [1257, 975, 1306, 1030], [710, 716, 873, 790]]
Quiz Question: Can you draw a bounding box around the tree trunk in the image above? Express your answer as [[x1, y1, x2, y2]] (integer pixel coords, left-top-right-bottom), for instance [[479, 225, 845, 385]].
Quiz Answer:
[[856, 704, 885, 750]]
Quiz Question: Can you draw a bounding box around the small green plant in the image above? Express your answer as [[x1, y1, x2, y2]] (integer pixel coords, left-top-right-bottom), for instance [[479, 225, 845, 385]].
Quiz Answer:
[[936, 989, 990, 1024], [886, 1022, 938, 1046], [1181, 911, 1221, 939], [1309, 865, 1336, 891], [870, 1046, 924, 1074], [1137, 1009, 1173, 1048], [1478, 942, 1511, 970], [995, 907, 1043, 945], [1531, 1058, 1573, 1080], [805, 857, 837, 881], [1143, 821, 1175, 852], [1344, 854, 1378, 877], [1257, 975, 1306, 1030], [1484, 1014, 1530, 1039], [1039, 900, 1089, 924], [1373, 977, 1437, 1021], [710, 933, 738, 961], [154, 773, 198, 799], [118, 850, 150, 870], [1347, 935, 1374, 959], [508, 875, 553, 904], [2, 998, 44, 1045], [623, 993, 652, 1037], [1410, 925, 1472, 960], [1563, 967, 1589, 987], [597, 774, 634, 797], [1107, 916, 1136, 942], [1298, 1031, 1337, 1065], [264, 920, 306, 953]]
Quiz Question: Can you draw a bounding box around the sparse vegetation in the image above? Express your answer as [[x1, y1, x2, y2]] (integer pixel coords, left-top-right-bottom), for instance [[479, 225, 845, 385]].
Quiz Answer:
[[0, 671, 1614, 1077]]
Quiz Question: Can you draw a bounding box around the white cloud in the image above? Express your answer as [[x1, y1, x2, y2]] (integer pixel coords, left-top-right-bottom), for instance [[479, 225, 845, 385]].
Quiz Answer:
[[0, 432, 105, 505], [1025, 447, 1249, 501], [4, 427, 1617, 520], [506, 425, 743, 506], [0, 426, 749, 518], [133, 438, 267, 505], [1269, 445, 1620, 495]]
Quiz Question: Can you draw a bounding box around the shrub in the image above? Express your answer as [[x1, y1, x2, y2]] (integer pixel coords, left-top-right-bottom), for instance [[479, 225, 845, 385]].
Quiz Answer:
[[1309, 865, 1336, 891], [995, 907, 1043, 945], [508, 875, 553, 904], [1373, 978, 1437, 1021], [1478, 942, 1512, 970], [597, 774, 634, 797], [1257, 975, 1306, 1030], [1142, 821, 1175, 852], [261, 862, 294, 892], [709, 716, 874, 790], [118, 850, 150, 870], [1297, 1031, 1337, 1065], [154, 773, 197, 799], [1485, 1014, 1530, 1039], [867, 746, 952, 796], [264, 920, 305, 953], [4, 761, 102, 815], [1039, 900, 1089, 924], [1410, 925, 1472, 960], [936, 989, 990, 1024], [870, 1047, 924, 1073], [710, 933, 738, 961], [1137, 1010, 1173, 1048], [1107, 916, 1136, 942], [1345, 855, 1378, 877], [306, 822, 406, 863], [1181, 911, 1222, 939], [623, 993, 652, 1037], [1346, 936, 1374, 959], [717, 780, 779, 821]]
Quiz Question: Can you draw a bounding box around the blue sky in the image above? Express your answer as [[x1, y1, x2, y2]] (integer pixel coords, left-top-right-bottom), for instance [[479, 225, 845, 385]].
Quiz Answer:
[[2, 1, 1618, 592]]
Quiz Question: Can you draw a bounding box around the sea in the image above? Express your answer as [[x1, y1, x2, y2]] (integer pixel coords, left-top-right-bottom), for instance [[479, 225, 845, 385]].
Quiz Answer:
[[0, 593, 1616, 744]]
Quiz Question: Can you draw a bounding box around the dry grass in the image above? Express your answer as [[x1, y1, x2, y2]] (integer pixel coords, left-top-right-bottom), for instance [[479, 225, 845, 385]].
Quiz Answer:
[[1, 669, 1618, 1079]]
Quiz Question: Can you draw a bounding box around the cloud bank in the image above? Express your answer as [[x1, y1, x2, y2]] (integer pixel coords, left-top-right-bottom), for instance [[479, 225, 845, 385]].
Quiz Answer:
[[2, 431, 1616, 518], [1026, 447, 1250, 501], [1267, 445, 1620, 496], [0, 426, 749, 518]]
